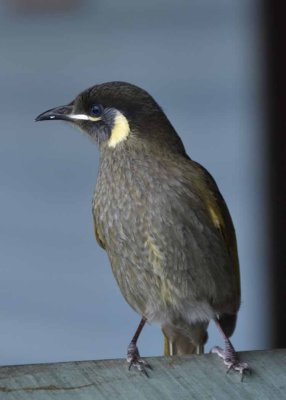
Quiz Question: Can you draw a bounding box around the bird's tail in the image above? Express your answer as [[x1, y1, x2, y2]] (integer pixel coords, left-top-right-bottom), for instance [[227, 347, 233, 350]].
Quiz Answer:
[[164, 335, 203, 355], [162, 325, 207, 355]]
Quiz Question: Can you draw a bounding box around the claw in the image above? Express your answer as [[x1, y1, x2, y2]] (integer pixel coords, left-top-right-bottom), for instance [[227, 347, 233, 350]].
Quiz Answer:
[[127, 342, 152, 376], [211, 345, 250, 380], [226, 364, 232, 374], [128, 357, 152, 377]]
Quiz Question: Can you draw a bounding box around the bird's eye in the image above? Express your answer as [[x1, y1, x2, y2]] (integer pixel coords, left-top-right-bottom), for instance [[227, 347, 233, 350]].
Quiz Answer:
[[90, 104, 102, 117]]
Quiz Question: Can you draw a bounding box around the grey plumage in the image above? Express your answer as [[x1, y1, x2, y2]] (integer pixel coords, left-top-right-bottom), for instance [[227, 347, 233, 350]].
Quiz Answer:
[[93, 139, 239, 352]]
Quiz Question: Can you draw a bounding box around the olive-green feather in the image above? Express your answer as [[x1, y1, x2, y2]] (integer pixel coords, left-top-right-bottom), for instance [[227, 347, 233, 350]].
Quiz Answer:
[[93, 219, 106, 250], [193, 162, 241, 310]]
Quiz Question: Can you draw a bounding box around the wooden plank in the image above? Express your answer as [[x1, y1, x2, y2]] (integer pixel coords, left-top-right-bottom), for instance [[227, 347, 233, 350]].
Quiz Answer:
[[0, 350, 285, 399]]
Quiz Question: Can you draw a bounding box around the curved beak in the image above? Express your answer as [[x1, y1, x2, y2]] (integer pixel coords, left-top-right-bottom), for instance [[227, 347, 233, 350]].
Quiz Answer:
[[35, 105, 73, 122]]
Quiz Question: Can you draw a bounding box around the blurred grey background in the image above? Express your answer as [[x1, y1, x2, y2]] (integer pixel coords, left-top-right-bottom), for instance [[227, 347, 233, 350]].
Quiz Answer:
[[0, 0, 271, 366]]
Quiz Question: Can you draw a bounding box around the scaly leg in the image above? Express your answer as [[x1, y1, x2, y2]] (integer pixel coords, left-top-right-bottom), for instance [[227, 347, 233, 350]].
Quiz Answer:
[[211, 317, 250, 381], [127, 317, 152, 376]]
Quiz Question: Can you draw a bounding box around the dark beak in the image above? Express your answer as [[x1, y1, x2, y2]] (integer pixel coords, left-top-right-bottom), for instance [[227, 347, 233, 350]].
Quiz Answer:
[[35, 105, 73, 122]]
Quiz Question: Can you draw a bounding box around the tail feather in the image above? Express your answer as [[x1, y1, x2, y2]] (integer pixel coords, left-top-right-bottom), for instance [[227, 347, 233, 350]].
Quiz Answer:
[[218, 313, 237, 338], [163, 332, 206, 356]]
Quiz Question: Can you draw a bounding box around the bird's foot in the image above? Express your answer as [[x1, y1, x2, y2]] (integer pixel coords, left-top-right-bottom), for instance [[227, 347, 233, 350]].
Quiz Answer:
[[211, 346, 250, 381], [127, 342, 152, 376]]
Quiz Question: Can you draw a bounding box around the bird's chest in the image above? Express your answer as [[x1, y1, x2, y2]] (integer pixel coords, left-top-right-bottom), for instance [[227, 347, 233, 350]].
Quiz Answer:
[[92, 157, 153, 255], [92, 154, 177, 316]]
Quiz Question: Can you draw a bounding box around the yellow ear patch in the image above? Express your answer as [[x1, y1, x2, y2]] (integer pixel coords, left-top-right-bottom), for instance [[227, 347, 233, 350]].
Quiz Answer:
[[108, 112, 130, 148]]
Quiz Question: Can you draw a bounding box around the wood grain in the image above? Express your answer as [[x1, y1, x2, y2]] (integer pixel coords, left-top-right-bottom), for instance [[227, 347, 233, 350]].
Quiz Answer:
[[0, 350, 285, 399]]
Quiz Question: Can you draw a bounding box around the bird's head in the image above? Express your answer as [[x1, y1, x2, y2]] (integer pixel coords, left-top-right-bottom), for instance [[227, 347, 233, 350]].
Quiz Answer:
[[35, 81, 186, 153]]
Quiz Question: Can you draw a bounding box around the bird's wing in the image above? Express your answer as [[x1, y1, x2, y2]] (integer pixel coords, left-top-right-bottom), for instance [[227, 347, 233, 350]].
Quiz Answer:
[[192, 161, 241, 315], [93, 219, 106, 250]]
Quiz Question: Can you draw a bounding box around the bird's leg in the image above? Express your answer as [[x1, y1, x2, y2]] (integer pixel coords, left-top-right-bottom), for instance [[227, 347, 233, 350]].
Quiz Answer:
[[127, 317, 152, 376], [211, 317, 250, 381]]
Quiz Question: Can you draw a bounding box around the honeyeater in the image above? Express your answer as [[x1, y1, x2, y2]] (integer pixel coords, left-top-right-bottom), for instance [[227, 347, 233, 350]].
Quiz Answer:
[[36, 81, 249, 377]]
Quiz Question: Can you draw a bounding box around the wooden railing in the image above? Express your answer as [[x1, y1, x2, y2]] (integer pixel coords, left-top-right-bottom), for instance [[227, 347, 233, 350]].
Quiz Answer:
[[0, 349, 285, 399]]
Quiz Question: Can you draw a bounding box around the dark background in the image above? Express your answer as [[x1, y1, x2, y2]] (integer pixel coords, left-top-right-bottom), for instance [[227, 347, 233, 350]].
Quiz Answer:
[[0, 0, 284, 366], [263, 0, 286, 348]]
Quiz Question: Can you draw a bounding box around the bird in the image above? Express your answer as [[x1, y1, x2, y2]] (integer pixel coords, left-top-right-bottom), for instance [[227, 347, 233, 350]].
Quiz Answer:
[[35, 81, 249, 378]]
